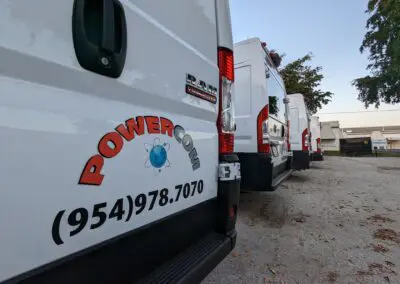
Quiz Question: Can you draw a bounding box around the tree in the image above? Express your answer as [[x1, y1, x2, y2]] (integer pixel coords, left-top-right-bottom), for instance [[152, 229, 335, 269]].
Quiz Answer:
[[280, 53, 333, 114], [353, 0, 400, 108]]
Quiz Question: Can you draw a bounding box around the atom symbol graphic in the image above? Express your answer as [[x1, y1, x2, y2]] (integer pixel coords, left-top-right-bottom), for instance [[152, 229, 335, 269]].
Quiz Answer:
[[145, 138, 171, 175]]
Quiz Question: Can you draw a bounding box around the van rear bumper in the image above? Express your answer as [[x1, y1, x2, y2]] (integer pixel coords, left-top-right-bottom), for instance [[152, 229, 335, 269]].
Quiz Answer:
[[293, 150, 311, 170], [237, 153, 292, 191], [312, 152, 324, 161], [138, 231, 236, 284], [9, 156, 241, 284]]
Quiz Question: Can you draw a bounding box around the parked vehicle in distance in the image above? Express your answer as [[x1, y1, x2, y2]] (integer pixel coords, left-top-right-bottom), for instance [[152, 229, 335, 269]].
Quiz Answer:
[[311, 116, 324, 161], [233, 37, 292, 191], [340, 138, 372, 156], [0, 1, 241, 283], [371, 131, 388, 151], [288, 94, 312, 169]]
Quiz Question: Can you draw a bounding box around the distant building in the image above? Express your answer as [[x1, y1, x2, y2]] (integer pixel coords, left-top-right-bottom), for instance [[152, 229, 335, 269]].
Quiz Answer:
[[318, 110, 400, 151], [320, 122, 400, 151], [341, 126, 400, 150], [320, 121, 342, 151]]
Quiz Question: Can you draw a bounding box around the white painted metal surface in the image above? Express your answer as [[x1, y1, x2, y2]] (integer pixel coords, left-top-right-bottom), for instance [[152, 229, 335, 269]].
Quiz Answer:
[[288, 94, 311, 152], [233, 37, 289, 166], [216, 0, 234, 50], [311, 116, 321, 153], [0, 0, 231, 281]]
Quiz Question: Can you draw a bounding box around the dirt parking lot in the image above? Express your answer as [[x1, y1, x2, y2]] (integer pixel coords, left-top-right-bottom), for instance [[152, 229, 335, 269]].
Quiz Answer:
[[204, 157, 400, 284]]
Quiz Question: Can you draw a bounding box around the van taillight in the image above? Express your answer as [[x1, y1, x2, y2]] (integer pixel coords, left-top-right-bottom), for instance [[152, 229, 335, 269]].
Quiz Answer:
[[217, 47, 235, 154], [257, 105, 270, 153], [302, 128, 309, 152], [317, 138, 321, 153]]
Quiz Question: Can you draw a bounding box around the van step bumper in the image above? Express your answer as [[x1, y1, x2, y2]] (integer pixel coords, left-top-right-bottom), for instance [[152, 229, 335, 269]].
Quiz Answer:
[[271, 168, 293, 190], [293, 150, 311, 170], [138, 232, 235, 284], [311, 152, 324, 161], [237, 153, 291, 191]]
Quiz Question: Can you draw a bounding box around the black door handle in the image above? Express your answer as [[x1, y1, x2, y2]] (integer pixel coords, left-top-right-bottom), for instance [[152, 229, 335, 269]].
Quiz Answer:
[[101, 0, 115, 52], [72, 0, 127, 78]]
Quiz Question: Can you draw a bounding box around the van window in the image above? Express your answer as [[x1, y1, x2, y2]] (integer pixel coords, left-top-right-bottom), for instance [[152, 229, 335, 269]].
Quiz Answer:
[[266, 69, 286, 123]]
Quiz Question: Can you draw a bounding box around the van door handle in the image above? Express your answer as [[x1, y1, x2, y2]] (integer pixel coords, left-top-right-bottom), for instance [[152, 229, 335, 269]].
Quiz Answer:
[[72, 0, 127, 78], [101, 0, 115, 52]]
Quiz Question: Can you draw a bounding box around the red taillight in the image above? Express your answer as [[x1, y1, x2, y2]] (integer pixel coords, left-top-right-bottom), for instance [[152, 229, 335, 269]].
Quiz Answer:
[[229, 205, 237, 219], [317, 138, 321, 153], [257, 105, 270, 153], [218, 132, 234, 154], [217, 47, 235, 154], [218, 48, 234, 81], [302, 128, 309, 152]]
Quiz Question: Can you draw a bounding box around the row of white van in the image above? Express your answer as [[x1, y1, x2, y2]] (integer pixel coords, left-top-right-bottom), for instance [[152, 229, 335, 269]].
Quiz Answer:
[[233, 38, 324, 192], [0, 1, 322, 283]]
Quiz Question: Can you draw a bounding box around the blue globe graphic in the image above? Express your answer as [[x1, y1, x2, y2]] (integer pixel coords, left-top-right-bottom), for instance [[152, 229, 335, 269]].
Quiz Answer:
[[149, 145, 167, 168]]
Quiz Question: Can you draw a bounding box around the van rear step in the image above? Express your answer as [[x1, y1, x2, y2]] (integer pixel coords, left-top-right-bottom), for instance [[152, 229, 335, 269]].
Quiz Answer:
[[271, 169, 293, 190], [138, 232, 235, 284]]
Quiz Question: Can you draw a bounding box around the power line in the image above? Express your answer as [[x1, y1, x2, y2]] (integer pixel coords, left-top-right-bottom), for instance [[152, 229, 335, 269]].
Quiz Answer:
[[318, 109, 400, 115]]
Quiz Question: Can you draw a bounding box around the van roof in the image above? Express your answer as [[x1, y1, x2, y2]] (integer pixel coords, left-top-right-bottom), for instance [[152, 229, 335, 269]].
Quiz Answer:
[[288, 93, 305, 99], [234, 37, 261, 47]]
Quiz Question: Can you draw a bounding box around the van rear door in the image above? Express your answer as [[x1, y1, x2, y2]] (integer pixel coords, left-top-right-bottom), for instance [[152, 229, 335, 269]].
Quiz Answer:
[[266, 63, 288, 164], [289, 107, 300, 149], [233, 64, 253, 151], [0, 1, 238, 283]]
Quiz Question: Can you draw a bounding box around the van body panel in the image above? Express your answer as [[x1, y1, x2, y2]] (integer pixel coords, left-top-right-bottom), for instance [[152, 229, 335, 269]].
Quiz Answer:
[[233, 38, 291, 191], [0, 0, 239, 282], [311, 116, 324, 161], [288, 93, 311, 169]]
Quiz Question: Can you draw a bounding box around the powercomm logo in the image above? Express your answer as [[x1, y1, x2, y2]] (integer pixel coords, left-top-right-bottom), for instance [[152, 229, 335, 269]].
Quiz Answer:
[[145, 138, 171, 175], [79, 116, 200, 186]]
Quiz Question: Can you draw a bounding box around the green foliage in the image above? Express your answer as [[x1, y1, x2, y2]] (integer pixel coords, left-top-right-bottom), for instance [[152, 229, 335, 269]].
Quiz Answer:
[[269, 96, 279, 116], [353, 0, 400, 107], [280, 53, 333, 114]]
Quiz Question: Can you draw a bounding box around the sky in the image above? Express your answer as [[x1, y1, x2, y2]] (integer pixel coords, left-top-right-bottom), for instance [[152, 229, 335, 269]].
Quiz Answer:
[[230, 0, 400, 126]]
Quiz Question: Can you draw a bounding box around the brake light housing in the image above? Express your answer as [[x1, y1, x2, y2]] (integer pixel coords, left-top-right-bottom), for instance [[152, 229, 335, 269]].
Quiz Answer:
[[302, 128, 309, 152], [217, 47, 235, 154], [257, 105, 270, 153], [317, 138, 322, 153]]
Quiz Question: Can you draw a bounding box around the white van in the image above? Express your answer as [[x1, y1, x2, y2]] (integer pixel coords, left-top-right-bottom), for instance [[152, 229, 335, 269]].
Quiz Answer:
[[0, 1, 241, 283], [310, 116, 324, 161], [233, 38, 292, 191], [288, 94, 312, 169], [371, 131, 388, 151]]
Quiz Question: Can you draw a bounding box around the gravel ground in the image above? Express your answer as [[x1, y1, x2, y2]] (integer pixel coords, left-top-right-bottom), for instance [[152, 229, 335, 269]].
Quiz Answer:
[[204, 157, 400, 284]]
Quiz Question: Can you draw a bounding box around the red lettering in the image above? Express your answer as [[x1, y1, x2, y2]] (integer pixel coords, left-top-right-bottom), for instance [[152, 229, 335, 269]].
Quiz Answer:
[[115, 117, 145, 141], [160, 117, 174, 137], [98, 132, 124, 158], [79, 155, 105, 186], [145, 116, 160, 134]]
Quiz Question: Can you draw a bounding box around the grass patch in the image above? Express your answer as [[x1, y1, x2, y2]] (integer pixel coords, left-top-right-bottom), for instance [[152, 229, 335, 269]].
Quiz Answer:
[[323, 151, 341, 156], [322, 151, 400, 157]]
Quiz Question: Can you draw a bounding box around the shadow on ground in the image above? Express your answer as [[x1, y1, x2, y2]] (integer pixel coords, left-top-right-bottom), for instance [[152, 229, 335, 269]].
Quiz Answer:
[[239, 192, 289, 228], [285, 173, 310, 182]]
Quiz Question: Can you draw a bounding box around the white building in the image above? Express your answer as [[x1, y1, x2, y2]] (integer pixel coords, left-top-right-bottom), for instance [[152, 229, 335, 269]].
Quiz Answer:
[[320, 121, 342, 151], [318, 110, 400, 151]]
